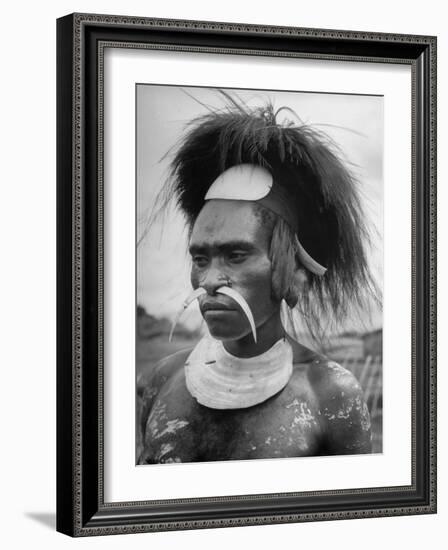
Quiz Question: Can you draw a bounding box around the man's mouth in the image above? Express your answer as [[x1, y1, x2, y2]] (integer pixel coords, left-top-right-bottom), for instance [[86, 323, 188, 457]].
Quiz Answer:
[[201, 301, 236, 313]]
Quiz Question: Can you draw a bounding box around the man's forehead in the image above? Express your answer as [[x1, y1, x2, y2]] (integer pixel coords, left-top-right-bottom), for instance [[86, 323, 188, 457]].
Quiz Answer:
[[190, 200, 267, 244]]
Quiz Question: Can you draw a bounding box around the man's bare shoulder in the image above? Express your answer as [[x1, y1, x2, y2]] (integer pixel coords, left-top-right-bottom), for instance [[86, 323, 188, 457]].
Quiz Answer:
[[139, 347, 193, 397], [286, 336, 361, 396], [136, 347, 194, 462], [287, 337, 371, 454], [311, 359, 371, 453], [307, 357, 362, 399]]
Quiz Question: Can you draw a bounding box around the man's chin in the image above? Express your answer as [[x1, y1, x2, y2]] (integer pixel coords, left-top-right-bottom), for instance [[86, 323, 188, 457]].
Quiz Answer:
[[205, 324, 252, 343], [202, 312, 254, 342]]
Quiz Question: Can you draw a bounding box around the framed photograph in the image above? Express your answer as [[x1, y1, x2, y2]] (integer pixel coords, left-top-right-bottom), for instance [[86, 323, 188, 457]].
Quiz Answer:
[[56, 13, 437, 536]]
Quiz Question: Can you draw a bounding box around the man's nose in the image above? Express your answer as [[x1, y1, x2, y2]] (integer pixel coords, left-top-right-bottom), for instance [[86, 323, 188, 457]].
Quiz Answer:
[[200, 264, 226, 295]]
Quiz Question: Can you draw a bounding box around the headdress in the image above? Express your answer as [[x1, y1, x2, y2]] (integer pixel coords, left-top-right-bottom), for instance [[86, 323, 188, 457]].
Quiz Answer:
[[156, 92, 377, 343]]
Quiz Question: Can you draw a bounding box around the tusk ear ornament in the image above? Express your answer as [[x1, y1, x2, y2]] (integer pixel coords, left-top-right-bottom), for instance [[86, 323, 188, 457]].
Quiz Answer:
[[295, 239, 327, 276]]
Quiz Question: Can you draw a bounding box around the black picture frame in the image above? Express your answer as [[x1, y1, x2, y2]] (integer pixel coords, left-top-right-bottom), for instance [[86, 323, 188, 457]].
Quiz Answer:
[[56, 13, 437, 536]]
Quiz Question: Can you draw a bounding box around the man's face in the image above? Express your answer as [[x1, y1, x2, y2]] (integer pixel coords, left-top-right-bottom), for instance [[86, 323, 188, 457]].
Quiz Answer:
[[189, 200, 279, 342]]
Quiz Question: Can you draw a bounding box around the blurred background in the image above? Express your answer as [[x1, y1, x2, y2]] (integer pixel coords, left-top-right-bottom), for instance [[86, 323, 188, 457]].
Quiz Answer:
[[136, 85, 383, 457]]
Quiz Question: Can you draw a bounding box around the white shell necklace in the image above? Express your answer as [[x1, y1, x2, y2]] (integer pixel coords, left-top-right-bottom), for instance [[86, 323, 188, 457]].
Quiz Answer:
[[185, 335, 293, 409]]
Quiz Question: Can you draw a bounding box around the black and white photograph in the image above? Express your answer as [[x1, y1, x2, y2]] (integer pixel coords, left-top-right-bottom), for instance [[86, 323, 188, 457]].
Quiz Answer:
[[135, 85, 383, 465]]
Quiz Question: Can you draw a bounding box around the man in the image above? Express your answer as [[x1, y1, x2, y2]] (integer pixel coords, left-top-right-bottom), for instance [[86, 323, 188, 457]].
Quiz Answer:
[[138, 100, 374, 464]]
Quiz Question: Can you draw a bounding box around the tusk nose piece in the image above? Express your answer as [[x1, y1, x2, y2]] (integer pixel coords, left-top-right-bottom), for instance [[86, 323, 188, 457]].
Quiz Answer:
[[169, 287, 257, 344], [169, 287, 207, 342], [216, 286, 257, 343]]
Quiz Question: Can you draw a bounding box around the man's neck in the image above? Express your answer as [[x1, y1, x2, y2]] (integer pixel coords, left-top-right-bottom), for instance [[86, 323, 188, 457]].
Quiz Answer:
[[222, 310, 284, 358]]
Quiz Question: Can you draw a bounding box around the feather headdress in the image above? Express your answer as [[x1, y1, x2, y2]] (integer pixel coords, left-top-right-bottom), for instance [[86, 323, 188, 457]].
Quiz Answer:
[[156, 93, 377, 343]]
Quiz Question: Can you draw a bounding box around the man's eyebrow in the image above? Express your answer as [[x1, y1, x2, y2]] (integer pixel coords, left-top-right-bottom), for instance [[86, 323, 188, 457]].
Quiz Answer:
[[189, 241, 256, 254]]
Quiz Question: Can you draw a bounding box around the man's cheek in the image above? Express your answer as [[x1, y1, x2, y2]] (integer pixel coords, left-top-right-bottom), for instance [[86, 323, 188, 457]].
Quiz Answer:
[[238, 272, 276, 314], [242, 267, 273, 296], [190, 269, 200, 289]]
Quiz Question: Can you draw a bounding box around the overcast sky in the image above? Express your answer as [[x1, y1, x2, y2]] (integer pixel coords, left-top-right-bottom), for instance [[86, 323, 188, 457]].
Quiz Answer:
[[136, 85, 383, 334]]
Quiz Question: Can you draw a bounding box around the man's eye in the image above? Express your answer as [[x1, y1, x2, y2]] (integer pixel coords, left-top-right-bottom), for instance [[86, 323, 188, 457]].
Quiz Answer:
[[192, 256, 208, 267], [228, 252, 247, 263]]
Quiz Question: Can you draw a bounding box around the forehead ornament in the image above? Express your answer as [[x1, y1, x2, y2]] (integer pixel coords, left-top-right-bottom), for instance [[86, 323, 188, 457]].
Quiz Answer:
[[205, 164, 327, 276]]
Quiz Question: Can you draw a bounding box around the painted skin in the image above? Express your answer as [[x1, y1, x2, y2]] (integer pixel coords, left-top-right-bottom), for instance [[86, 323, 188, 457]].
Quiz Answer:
[[138, 342, 372, 463], [138, 201, 372, 464]]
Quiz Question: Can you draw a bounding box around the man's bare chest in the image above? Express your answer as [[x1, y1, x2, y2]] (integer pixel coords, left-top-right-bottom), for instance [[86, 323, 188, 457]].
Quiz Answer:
[[141, 368, 324, 464]]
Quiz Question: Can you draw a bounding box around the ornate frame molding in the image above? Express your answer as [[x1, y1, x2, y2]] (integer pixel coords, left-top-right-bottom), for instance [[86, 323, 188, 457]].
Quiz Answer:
[[57, 13, 436, 536]]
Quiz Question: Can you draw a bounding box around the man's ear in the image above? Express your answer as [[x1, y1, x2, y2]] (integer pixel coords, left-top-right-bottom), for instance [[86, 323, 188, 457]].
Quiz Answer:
[[284, 268, 308, 308]]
